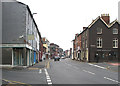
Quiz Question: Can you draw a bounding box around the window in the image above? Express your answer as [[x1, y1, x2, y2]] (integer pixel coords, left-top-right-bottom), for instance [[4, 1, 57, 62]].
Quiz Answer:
[[97, 38, 102, 48], [113, 38, 118, 48], [97, 28, 102, 34], [113, 28, 118, 34]]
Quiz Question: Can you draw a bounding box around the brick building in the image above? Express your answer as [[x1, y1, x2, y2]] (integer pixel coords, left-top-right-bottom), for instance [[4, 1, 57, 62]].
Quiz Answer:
[[73, 33, 82, 60]]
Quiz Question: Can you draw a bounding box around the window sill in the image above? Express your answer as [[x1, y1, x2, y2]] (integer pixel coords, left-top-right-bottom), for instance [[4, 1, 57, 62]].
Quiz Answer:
[[97, 33, 102, 35], [97, 47, 102, 48], [113, 33, 118, 35], [113, 47, 118, 49]]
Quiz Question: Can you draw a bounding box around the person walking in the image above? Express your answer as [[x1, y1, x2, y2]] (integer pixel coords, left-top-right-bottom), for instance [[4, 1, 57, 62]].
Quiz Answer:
[[95, 53, 99, 63]]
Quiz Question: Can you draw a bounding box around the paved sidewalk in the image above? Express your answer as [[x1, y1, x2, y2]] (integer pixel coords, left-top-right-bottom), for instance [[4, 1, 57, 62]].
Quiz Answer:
[[28, 59, 50, 69], [2, 59, 50, 71]]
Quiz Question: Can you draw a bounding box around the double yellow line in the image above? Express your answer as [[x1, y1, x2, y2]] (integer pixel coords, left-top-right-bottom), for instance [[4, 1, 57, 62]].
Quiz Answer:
[[2, 79, 31, 86]]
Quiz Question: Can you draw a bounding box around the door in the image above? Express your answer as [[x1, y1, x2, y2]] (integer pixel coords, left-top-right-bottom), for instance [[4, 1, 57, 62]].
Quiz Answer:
[[34, 51, 36, 64], [13, 50, 19, 66]]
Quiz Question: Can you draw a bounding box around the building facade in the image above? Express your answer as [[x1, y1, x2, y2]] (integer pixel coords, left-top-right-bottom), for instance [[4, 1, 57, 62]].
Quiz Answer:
[[73, 33, 82, 60], [49, 43, 59, 59], [42, 37, 50, 59], [1, 0, 42, 67], [73, 14, 120, 62]]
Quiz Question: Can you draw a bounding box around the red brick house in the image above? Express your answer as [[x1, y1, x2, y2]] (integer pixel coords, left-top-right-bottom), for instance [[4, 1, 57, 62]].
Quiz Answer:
[[73, 33, 82, 60]]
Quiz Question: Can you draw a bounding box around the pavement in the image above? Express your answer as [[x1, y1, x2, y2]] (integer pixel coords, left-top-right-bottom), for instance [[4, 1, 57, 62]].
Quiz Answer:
[[1, 59, 49, 70], [1, 59, 50, 86], [28, 59, 48, 69]]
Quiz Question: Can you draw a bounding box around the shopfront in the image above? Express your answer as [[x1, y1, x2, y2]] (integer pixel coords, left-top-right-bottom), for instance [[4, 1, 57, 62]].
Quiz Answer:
[[13, 48, 23, 66], [95, 50, 118, 62]]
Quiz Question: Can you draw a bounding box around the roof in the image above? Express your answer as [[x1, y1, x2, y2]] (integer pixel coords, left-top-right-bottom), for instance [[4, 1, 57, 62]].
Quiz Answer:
[[88, 16, 120, 28], [72, 15, 120, 41]]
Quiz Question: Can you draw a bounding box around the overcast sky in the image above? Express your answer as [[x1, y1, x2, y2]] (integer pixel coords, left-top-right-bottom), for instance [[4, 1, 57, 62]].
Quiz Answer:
[[18, 0, 119, 50]]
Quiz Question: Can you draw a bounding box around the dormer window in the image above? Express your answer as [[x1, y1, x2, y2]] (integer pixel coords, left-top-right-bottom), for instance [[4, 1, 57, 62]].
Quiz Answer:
[[113, 28, 118, 34], [97, 28, 102, 34]]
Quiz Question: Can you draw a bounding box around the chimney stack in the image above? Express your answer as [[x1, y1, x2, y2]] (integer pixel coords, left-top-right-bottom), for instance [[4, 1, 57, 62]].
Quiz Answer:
[[101, 14, 110, 24], [83, 27, 87, 30], [75, 33, 78, 37]]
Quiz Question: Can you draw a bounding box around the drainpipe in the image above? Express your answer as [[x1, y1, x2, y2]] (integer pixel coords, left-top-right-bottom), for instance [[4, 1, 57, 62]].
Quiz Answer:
[[12, 48, 14, 67]]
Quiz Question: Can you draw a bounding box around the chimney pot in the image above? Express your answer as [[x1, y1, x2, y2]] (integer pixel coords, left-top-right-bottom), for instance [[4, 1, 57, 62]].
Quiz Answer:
[[83, 27, 87, 30], [101, 14, 110, 24]]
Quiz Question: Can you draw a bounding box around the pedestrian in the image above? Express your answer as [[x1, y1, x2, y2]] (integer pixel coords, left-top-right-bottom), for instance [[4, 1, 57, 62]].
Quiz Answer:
[[96, 55, 99, 63], [95, 53, 99, 63]]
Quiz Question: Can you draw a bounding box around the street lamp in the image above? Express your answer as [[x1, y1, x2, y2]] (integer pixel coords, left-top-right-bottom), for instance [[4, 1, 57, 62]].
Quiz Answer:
[[31, 13, 37, 65], [32, 13, 37, 15]]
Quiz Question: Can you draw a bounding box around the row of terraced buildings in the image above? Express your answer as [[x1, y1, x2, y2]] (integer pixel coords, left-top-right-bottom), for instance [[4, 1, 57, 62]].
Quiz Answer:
[[72, 14, 120, 62]]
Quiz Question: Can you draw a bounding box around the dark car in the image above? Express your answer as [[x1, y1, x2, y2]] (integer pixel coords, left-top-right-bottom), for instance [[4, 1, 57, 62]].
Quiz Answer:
[[54, 56, 60, 61]]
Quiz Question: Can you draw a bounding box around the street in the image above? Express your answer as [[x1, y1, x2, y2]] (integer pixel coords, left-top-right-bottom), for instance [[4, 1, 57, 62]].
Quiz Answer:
[[1, 58, 119, 86], [1, 1, 120, 86]]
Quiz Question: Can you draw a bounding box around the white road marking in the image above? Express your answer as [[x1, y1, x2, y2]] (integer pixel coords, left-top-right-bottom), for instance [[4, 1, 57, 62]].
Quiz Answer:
[[47, 80, 51, 82], [88, 63, 107, 69], [104, 77, 120, 83], [44, 69, 47, 72], [44, 68, 52, 85], [65, 63, 80, 70], [39, 69, 42, 73], [47, 77, 50, 80], [48, 82, 52, 85], [65, 63, 73, 67], [83, 70, 96, 75], [46, 76, 50, 78]]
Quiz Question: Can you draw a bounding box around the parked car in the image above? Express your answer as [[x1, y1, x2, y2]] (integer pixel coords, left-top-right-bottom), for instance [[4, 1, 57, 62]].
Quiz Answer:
[[61, 56, 66, 59], [54, 56, 60, 61]]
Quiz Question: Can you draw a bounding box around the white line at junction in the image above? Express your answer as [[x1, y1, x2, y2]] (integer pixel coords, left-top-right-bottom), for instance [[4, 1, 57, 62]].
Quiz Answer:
[[104, 77, 120, 83], [83, 70, 96, 75], [88, 63, 107, 69]]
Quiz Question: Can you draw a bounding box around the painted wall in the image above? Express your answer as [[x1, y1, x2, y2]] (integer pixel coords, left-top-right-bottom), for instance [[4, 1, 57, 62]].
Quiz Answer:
[[2, 2, 26, 44]]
